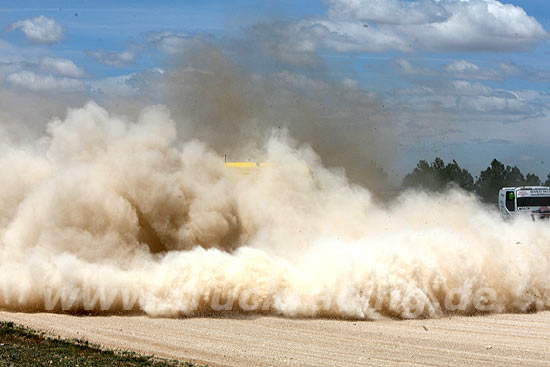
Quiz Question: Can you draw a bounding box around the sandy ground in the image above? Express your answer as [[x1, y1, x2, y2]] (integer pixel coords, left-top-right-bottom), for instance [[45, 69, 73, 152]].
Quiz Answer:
[[1, 311, 550, 366]]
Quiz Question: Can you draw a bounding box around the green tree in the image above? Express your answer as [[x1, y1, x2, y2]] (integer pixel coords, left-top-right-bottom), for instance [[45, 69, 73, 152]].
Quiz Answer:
[[475, 159, 528, 203], [441, 160, 475, 192], [524, 173, 541, 186], [545, 173, 550, 187], [402, 160, 439, 191], [402, 157, 474, 192]]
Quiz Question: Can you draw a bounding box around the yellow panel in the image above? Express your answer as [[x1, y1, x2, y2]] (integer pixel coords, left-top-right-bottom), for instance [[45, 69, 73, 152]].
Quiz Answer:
[[224, 162, 310, 176], [224, 162, 259, 168]]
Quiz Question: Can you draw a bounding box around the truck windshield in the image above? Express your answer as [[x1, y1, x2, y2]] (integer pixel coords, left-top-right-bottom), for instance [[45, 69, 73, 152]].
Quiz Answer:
[[517, 197, 550, 207]]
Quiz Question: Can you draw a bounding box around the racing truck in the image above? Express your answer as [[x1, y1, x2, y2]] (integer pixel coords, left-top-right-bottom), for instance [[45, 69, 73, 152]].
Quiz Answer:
[[498, 186, 550, 220]]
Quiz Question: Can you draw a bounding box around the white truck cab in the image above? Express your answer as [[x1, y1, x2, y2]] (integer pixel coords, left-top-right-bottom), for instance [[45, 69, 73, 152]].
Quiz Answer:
[[498, 186, 550, 220]]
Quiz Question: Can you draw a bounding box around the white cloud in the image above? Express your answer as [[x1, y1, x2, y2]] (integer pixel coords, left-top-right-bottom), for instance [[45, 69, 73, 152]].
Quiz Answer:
[[0, 39, 44, 64], [496, 61, 522, 77], [249, 23, 323, 65], [147, 31, 198, 55], [6, 71, 84, 92], [390, 58, 531, 81], [399, 79, 532, 116], [270, 0, 548, 56], [409, 0, 548, 52], [312, 20, 411, 52], [458, 94, 529, 113], [341, 78, 358, 89], [389, 80, 548, 148], [89, 74, 137, 97], [443, 60, 503, 80], [327, 0, 449, 25], [8, 15, 64, 44], [89, 68, 166, 98], [255, 19, 411, 60], [445, 60, 480, 73], [0, 62, 23, 81], [88, 50, 136, 67], [394, 58, 417, 75], [39, 57, 85, 78], [392, 58, 438, 76]]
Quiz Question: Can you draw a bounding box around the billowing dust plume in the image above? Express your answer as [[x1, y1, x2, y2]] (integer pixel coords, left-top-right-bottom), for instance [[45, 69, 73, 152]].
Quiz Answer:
[[0, 102, 549, 319], [164, 47, 394, 188]]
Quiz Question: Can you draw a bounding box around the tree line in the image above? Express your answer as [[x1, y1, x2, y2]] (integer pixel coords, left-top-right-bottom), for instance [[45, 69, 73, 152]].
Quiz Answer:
[[402, 158, 550, 203]]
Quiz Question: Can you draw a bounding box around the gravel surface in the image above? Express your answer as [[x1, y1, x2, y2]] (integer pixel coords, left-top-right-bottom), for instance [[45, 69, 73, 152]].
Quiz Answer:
[[1, 311, 550, 366]]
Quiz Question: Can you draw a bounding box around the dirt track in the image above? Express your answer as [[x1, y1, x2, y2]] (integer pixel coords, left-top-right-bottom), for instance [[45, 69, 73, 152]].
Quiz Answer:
[[1, 311, 550, 366]]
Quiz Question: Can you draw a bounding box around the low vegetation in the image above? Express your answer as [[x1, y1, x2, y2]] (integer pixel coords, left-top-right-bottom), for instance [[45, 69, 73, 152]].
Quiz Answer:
[[0, 321, 197, 367]]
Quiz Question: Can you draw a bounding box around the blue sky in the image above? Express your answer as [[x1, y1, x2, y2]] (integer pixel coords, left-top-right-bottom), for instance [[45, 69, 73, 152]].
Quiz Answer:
[[1, 0, 550, 183]]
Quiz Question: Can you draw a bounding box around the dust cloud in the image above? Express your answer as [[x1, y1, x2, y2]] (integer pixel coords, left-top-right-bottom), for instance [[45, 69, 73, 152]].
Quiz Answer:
[[0, 101, 549, 319], [164, 47, 394, 188]]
